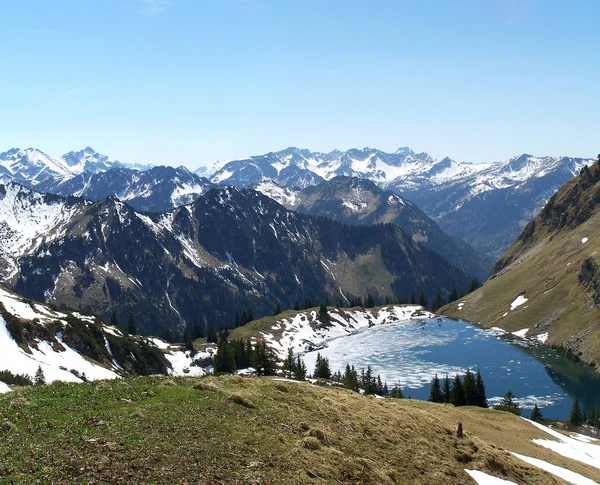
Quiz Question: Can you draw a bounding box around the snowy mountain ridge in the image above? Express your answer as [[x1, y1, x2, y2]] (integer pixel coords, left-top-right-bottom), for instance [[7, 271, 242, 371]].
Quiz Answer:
[[0, 146, 152, 186]]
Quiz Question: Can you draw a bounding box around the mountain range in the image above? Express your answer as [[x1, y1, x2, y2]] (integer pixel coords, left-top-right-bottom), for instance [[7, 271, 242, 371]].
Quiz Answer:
[[2, 145, 592, 260], [201, 147, 593, 258], [0, 182, 472, 332]]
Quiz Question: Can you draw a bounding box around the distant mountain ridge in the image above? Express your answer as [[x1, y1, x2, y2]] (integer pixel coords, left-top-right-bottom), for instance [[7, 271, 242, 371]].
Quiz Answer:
[[0, 182, 473, 332], [200, 147, 594, 257]]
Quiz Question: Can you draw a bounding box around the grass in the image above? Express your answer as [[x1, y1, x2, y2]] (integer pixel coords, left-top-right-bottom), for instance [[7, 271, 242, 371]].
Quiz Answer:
[[1, 375, 599, 484]]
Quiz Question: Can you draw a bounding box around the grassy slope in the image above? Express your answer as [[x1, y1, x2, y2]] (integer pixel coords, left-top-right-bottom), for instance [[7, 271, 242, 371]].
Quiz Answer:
[[1, 375, 599, 484], [441, 206, 600, 368]]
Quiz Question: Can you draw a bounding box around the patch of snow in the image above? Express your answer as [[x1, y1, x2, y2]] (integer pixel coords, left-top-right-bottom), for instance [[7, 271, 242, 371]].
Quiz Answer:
[[457, 302, 465, 310], [0, 315, 119, 383], [536, 333, 549, 344], [146, 337, 171, 350], [164, 348, 211, 377], [511, 328, 529, 338], [582, 237, 588, 244], [522, 417, 600, 471], [511, 452, 597, 485], [464, 469, 518, 484], [0, 381, 12, 394], [510, 295, 528, 311]]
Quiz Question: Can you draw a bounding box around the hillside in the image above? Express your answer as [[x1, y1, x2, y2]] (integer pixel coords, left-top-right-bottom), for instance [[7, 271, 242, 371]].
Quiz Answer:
[[442, 157, 600, 368], [0, 183, 471, 332], [256, 176, 493, 280], [0, 285, 207, 391], [1, 374, 599, 484]]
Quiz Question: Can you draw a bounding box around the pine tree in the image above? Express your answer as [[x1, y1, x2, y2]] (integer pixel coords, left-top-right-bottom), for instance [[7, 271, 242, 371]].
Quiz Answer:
[[416, 291, 427, 308], [127, 314, 136, 335], [293, 301, 300, 311], [569, 398, 583, 427], [442, 374, 451, 403], [431, 292, 445, 312], [110, 311, 119, 328], [206, 323, 218, 343], [365, 294, 375, 308], [450, 374, 465, 406], [273, 303, 282, 316], [214, 335, 236, 374], [294, 355, 307, 380], [313, 352, 332, 379], [530, 404, 543, 422], [463, 368, 477, 405], [281, 348, 296, 378], [390, 385, 405, 399], [428, 374, 443, 403], [34, 365, 46, 386], [318, 303, 330, 324], [475, 370, 488, 408], [494, 390, 521, 415]]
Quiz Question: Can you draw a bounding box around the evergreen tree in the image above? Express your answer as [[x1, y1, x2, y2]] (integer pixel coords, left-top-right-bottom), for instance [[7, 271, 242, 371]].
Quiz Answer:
[[431, 292, 445, 312], [313, 352, 332, 379], [273, 303, 282, 316], [569, 398, 583, 426], [448, 288, 458, 304], [110, 311, 119, 329], [342, 364, 359, 391], [214, 335, 236, 374], [206, 323, 218, 343], [293, 301, 300, 311], [34, 365, 46, 386], [281, 348, 296, 378], [252, 339, 278, 376], [467, 278, 480, 294], [475, 370, 488, 408], [318, 303, 330, 324], [365, 294, 375, 308], [450, 374, 466, 406], [293, 355, 308, 380], [428, 374, 443, 403], [416, 291, 427, 308], [463, 368, 477, 405], [530, 404, 543, 422], [442, 374, 451, 403], [127, 314, 136, 335], [494, 389, 521, 415], [390, 385, 405, 399]]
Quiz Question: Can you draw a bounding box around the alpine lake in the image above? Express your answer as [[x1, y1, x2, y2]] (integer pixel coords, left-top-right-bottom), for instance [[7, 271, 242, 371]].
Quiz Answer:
[[303, 317, 600, 420]]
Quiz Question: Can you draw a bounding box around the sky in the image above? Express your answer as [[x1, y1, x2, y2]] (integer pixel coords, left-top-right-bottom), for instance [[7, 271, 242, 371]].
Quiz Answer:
[[1, 0, 599, 170]]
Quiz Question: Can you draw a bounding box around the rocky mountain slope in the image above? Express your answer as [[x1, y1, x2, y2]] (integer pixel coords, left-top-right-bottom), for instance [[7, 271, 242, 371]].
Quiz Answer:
[[203, 147, 593, 258], [256, 177, 493, 280], [0, 285, 210, 390], [442, 156, 600, 368], [0, 182, 471, 333], [1, 374, 599, 484]]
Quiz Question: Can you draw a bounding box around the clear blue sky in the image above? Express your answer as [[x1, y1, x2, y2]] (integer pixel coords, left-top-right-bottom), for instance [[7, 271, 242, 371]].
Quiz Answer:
[[1, 0, 599, 169]]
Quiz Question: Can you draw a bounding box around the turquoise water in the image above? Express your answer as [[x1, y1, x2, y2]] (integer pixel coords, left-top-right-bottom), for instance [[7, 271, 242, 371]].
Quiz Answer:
[[303, 317, 600, 420]]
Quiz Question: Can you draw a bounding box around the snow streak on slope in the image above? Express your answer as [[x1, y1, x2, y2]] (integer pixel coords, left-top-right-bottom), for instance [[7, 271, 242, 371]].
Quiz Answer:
[[522, 418, 600, 471]]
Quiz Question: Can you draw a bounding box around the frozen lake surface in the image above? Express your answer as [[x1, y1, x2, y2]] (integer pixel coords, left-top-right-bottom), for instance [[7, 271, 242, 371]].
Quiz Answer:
[[304, 317, 600, 420]]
